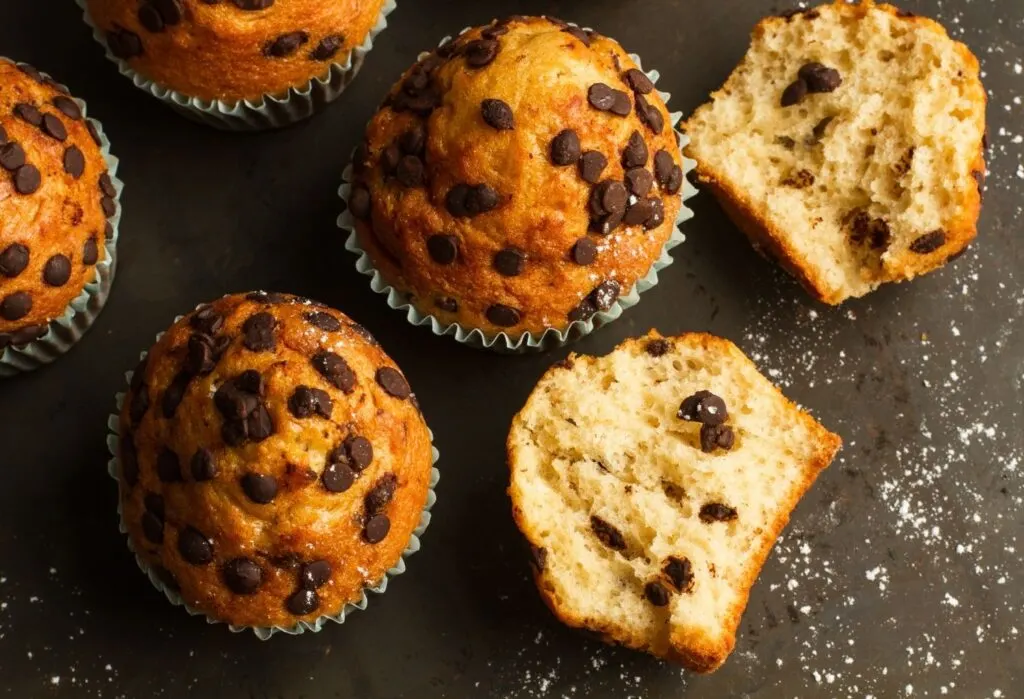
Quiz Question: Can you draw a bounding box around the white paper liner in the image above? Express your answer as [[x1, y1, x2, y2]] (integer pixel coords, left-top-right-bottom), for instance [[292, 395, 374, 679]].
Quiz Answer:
[[77, 0, 397, 131], [336, 34, 697, 353], [107, 337, 439, 639], [0, 59, 122, 377]]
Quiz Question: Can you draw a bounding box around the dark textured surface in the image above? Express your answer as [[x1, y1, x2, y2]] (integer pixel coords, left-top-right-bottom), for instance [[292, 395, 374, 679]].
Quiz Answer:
[[1, 1, 1022, 697]]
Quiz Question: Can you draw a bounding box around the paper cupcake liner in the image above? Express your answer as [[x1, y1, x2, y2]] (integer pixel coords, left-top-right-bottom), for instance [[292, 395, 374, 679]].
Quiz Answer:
[[337, 35, 697, 353], [107, 339, 439, 639], [77, 0, 397, 131], [0, 58, 122, 377]]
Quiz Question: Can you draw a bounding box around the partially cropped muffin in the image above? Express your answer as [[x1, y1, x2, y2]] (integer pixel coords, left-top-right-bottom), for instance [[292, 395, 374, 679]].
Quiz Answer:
[[0, 59, 119, 367], [115, 292, 434, 630], [346, 15, 686, 343]]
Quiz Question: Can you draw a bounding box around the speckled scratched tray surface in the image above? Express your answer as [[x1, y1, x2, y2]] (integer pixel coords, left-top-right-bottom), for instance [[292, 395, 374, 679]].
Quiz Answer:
[[1, 1, 1021, 697]]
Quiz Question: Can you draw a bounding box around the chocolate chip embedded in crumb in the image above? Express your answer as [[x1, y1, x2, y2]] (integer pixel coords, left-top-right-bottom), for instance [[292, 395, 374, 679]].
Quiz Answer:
[[288, 386, 333, 420], [587, 83, 630, 116], [426, 234, 458, 265], [223, 557, 263, 595], [107, 28, 144, 60], [811, 116, 835, 144], [396, 154, 424, 187], [246, 404, 274, 442], [624, 167, 653, 197], [376, 367, 411, 399], [128, 386, 149, 424], [348, 185, 371, 219], [463, 39, 499, 68], [312, 351, 356, 393], [481, 98, 514, 130], [645, 338, 671, 357], [550, 129, 581, 166], [190, 448, 218, 481], [0, 243, 29, 278], [782, 169, 815, 188], [161, 371, 191, 417], [178, 526, 214, 565], [493, 247, 526, 277], [636, 94, 665, 134], [42, 254, 71, 287], [286, 588, 320, 615], [700, 423, 735, 453], [304, 311, 341, 332], [264, 31, 309, 58], [310, 34, 344, 61], [677, 390, 728, 425], [848, 211, 891, 250], [662, 556, 694, 593], [156, 447, 182, 482], [589, 516, 626, 550], [344, 435, 373, 471], [644, 581, 671, 607], [591, 280, 620, 311], [142, 510, 164, 544], [781, 79, 808, 107], [242, 312, 276, 351], [798, 62, 842, 93], [41, 114, 67, 141], [486, 303, 521, 328], [775, 135, 797, 150], [621, 131, 649, 168], [365, 473, 398, 515], [14, 165, 41, 195], [624, 198, 656, 227], [571, 238, 597, 266], [623, 68, 654, 94], [241, 473, 278, 504], [364, 514, 391, 543], [14, 103, 42, 127], [138, 4, 165, 33], [399, 123, 426, 155], [699, 503, 738, 524], [300, 560, 332, 589], [63, 145, 85, 179], [0, 143, 26, 171], [909, 230, 946, 254], [446, 183, 499, 217], [322, 461, 355, 493], [578, 151, 608, 184]]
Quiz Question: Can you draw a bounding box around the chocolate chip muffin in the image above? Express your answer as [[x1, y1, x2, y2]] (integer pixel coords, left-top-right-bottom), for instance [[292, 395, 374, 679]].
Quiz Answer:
[[345, 16, 686, 342], [115, 292, 434, 630], [0, 59, 118, 360], [83, 0, 392, 125]]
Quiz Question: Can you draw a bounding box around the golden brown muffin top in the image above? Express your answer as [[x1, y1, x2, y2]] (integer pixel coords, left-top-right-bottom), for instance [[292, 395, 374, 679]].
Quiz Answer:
[[86, 0, 386, 102], [0, 60, 113, 347], [117, 292, 433, 629], [349, 16, 685, 339]]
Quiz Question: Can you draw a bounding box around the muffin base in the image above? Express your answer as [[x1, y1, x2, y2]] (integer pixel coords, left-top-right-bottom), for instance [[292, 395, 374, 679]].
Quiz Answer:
[[0, 59, 122, 377], [77, 0, 397, 131]]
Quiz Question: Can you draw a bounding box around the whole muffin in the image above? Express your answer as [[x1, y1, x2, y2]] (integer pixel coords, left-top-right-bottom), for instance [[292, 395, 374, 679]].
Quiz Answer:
[[115, 292, 434, 630], [0, 59, 117, 355], [346, 15, 686, 341], [84, 0, 389, 111]]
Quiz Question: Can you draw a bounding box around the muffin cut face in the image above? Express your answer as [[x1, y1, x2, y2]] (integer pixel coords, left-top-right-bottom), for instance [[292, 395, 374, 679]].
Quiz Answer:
[[87, 0, 386, 101], [117, 292, 433, 629], [684, 0, 986, 303], [349, 15, 685, 338], [507, 332, 841, 672], [0, 60, 113, 347]]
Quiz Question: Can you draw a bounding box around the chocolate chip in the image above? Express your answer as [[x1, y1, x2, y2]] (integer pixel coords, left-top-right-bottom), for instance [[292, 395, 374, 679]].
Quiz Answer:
[[104, 221, 114, 240], [345, 435, 373, 471], [184, 334, 214, 376], [246, 404, 274, 442], [153, 0, 182, 25], [590, 516, 626, 550], [161, 371, 191, 417], [108, 28, 144, 59], [99, 172, 117, 197], [0, 124, 5, 146], [782, 169, 815, 188], [129, 386, 149, 424], [0, 143, 25, 171], [14, 165, 41, 194], [591, 180, 628, 217], [848, 211, 891, 249], [191, 448, 217, 481], [644, 581, 670, 606], [399, 123, 426, 156], [909, 230, 946, 254], [621, 131, 649, 168], [300, 560, 332, 589], [781, 79, 808, 106], [242, 312, 276, 351], [425, 234, 458, 265], [699, 503, 738, 523], [121, 436, 139, 486], [653, 150, 676, 188], [677, 390, 728, 425], [624, 167, 653, 197], [142, 511, 164, 544], [376, 367, 410, 399], [486, 304, 521, 328], [138, 4, 165, 32], [305, 353, 354, 396], [241, 473, 278, 504], [0, 292, 32, 321], [232, 0, 275, 9], [41, 254, 70, 287], [41, 114, 67, 141], [265, 31, 309, 58], [578, 151, 608, 184], [464, 39, 499, 67], [365, 473, 398, 515], [5, 324, 46, 346], [645, 339, 671, 357], [623, 68, 654, 95], [286, 588, 320, 615], [571, 238, 597, 265], [86, 121, 102, 146], [322, 460, 355, 494], [663, 556, 694, 592], [798, 62, 842, 93], [100, 195, 116, 218], [223, 557, 262, 594], [0, 243, 29, 277], [700, 423, 735, 453], [446, 183, 499, 217], [14, 103, 42, 127], [379, 145, 401, 176], [396, 154, 424, 187], [310, 34, 344, 61], [289, 386, 333, 420], [493, 247, 526, 276], [349, 185, 371, 219], [588, 83, 630, 115], [624, 198, 657, 226], [157, 447, 182, 483], [63, 145, 85, 179], [436, 296, 458, 313], [13, 63, 44, 83], [481, 99, 514, 130], [363, 514, 391, 543], [635, 94, 665, 134], [562, 26, 590, 45], [303, 311, 341, 332], [591, 280, 620, 311], [550, 129, 581, 166]]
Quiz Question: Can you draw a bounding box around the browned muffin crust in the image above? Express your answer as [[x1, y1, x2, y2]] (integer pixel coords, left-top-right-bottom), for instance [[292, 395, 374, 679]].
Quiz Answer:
[[86, 0, 386, 102], [0, 60, 113, 348], [348, 16, 685, 338], [116, 292, 433, 629]]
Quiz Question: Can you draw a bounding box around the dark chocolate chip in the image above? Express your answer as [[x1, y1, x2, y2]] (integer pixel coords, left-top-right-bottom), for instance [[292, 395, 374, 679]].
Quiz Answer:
[[399, 123, 426, 156], [590, 516, 626, 550], [14, 103, 42, 127], [63, 145, 85, 179], [592, 180, 628, 215], [621, 131, 649, 168], [223, 557, 263, 594], [798, 62, 842, 93], [41, 114, 67, 141], [5, 324, 47, 346], [645, 339, 671, 357], [0, 143, 25, 171], [348, 185, 371, 219], [562, 26, 590, 46], [436, 296, 458, 313], [14, 63, 45, 83], [644, 581, 671, 606], [591, 280, 620, 311], [185, 334, 215, 375], [310, 34, 345, 61], [663, 556, 694, 592], [700, 423, 735, 453], [624, 167, 653, 197], [14, 165, 41, 194], [138, 4, 165, 33], [322, 461, 355, 493], [699, 503, 738, 523], [909, 230, 946, 254], [426, 234, 458, 264], [781, 79, 808, 107], [677, 390, 727, 425], [304, 311, 341, 332], [0, 291, 32, 321], [0, 243, 29, 277], [571, 238, 597, 265], [142, 511, 164, 544], [99, 172, 116, 197], [312, 351, 356, 393], [242, 312, 276, 351], [0, 124, 5, 146], [365, 473, 398, 515], [464, 39, 499, 67], [635, 94, 665, 134], [246, 404, 274, 442], [610, 91, 632, 116], [288, 386, 333, 420], [232, 0, 275, 9], [86, 121, 102, 146], [486, 304, 520, 328], [363, 514, 391, 543], [481, 98, 514, 130], [153, 0, 182, 25], [624, 198, 656, 226], [578, 151, 608, 184], [848, 211, 891, 249], [241, 473, 278, 504], [108, 28, 144, 60], [493, 247, 526, 276], [100, 196, 117, 218], [588, 83, 628, 113], [157, 447, 182, 483], [623, 68, 654, 94], [375, 367, 411, 399], [286, 588, 320, 615], [396, 154, 424, 187], [161, 371, 191, 417], [782, 169, 815, 188], [345, 435, 373, 471], [653, 150, 675, 185], [265, 31, 309, 58], [105, 221, 114, 240], [550, 129, 581, 166], [190, 448, 217, 481], [446, 183, 499, 217], [300, 560, 332, 589]]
